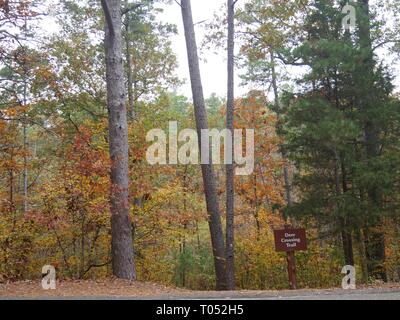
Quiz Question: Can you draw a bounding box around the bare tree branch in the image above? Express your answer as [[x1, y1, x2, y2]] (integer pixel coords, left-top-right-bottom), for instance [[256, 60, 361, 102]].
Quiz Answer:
[[100, 0, 115, 36], [275, 52, 307, 66], [194, 19, 208, 26], [121, 3, 142, 16], [82, 260, 111, 277], [372, 39, 400, 52]]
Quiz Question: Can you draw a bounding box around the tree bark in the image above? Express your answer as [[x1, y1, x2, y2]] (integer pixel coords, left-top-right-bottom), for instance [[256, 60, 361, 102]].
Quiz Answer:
[[180, 0, 227, 290], [225, 0, 235, 291], [340, 158, 354, 266], [356, 228, 369, 283], [101, 0, 136, 280], [123, 0, 135, 120], [22, 15, 28, 214], [334, 150, 354, 266], [270, 51, 293, 208], [341, 228, 354, 266]]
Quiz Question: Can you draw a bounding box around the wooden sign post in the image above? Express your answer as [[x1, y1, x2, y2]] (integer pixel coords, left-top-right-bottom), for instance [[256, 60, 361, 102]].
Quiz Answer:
[[273, 226, 307, 290]]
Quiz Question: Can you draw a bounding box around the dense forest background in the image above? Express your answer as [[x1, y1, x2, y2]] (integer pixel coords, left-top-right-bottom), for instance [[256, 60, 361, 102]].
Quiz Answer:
[[1, 0, 400, 290]]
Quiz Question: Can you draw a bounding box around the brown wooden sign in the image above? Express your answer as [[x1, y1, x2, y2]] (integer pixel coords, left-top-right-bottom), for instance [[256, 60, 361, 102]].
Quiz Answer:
[[274, 228, 307, 252]]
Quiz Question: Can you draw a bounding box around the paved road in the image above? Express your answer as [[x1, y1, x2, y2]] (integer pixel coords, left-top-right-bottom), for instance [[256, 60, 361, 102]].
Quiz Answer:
[[142, 289, 400, 300], [258, 290, 400, 300], [2, 288, 399, 300]]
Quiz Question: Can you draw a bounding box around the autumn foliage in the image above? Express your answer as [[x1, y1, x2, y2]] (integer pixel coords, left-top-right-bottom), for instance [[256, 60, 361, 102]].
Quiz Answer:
[[1, 0, 400, 290]]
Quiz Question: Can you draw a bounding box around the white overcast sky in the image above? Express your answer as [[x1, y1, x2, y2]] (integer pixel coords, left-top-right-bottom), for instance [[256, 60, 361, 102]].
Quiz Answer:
[[155, 0, 249, 99]]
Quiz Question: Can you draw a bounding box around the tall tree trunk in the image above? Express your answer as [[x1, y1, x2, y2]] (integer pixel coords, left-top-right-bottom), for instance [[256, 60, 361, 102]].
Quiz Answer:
[[356, 228, 369, 283], [22, 110, 28, 214], [22, 15, 28, 214], [9, 155, 14, 211], [123, 2, 135, 120], [270, 51, 292, 207], [101, 0, 136, 280], [180, 0, 227, 290], [225, 0, 235, 291], [341, 228, 355, 266], [356, 0, 386, 281], [340, 158, 354, 266], [334, 150, 354, 266]]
